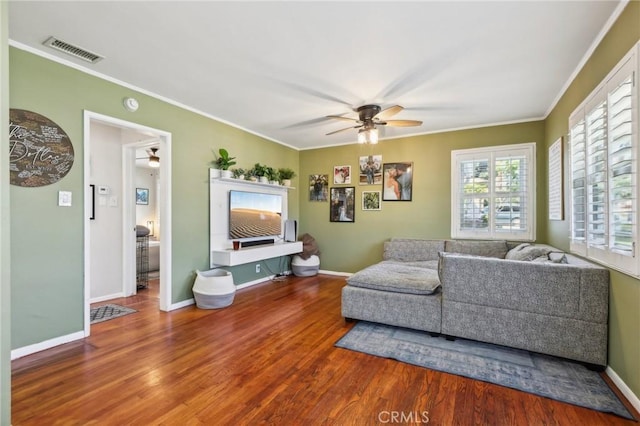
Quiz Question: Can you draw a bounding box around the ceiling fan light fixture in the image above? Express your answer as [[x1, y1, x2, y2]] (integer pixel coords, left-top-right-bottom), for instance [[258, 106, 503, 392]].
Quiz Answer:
[[358, 127, 378, 144], [148, 155, 160, 168]]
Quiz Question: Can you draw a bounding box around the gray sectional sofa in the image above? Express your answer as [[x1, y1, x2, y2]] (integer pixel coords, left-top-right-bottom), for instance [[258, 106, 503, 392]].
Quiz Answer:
[[341, 239, 610, 368]]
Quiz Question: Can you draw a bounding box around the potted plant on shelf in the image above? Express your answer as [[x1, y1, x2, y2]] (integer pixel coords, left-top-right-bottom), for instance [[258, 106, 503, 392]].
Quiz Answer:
[[231, 167, 246, 180], [252, 163, 270, 183], [246, 167, 258, 182], [268, 168, 280, 185], [278, 168, 296, 186], [213, 148, 236, 178]]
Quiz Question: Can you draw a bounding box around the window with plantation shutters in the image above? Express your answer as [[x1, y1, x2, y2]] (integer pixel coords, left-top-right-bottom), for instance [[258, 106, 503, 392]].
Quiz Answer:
[[569, 43, 638, 276], [451, 143, 536, 241], [570, 119, 586, 242]]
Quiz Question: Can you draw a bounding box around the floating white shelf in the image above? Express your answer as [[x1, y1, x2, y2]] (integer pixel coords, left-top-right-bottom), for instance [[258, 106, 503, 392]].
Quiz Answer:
[[211, 241, 303, 267], [210, 175, 295, 190]]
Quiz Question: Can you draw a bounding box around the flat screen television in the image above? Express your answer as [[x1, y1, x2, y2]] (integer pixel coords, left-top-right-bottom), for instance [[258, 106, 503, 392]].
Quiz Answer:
[[228, 190, 283, 240]]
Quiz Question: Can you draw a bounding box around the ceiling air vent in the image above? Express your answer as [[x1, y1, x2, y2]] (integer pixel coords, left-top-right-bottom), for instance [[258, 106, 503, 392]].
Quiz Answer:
[[43, 36, 104, 64]]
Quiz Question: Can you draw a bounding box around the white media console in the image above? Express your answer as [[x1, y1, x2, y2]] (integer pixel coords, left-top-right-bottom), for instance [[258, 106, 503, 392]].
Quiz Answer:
[[209, 169, 302, 267], [210, 241, 303, 266]]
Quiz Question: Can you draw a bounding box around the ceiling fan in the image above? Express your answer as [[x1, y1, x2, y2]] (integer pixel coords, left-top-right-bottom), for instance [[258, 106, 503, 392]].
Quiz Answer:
[[137, 147, 160, 168], [326, 104, 422, 144]]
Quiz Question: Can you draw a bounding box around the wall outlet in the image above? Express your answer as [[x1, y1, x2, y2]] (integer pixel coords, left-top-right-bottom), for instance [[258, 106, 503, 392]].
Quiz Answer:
[[255, 264, 261, 274]]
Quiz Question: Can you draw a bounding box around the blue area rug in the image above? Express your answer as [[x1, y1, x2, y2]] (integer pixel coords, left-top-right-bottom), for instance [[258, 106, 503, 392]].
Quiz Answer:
[[336, 321, 633, 420]]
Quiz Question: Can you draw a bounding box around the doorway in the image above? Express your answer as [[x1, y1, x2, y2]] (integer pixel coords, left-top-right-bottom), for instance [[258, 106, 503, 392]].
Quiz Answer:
[[83, 111, 172, 336]]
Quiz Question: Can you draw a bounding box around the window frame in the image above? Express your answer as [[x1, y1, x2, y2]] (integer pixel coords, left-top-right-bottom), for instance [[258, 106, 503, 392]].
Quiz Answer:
[[569, 42, 639, 276], [451, 142, 536, 241]]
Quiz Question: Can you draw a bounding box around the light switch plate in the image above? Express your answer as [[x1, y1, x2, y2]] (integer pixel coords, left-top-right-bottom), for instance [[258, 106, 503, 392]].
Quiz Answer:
[[58, 191, 72, 207]]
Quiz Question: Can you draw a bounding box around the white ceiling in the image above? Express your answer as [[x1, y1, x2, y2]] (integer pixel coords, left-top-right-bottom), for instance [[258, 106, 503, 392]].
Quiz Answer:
[[8, 1, 624, 150]]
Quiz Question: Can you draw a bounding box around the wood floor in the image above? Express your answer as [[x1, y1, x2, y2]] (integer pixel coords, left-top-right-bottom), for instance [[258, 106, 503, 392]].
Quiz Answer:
[[11, 274, 638, 425]]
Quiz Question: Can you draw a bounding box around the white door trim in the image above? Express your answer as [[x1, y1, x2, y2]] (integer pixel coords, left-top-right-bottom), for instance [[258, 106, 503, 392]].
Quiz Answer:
[[83, 111, 173, 337]]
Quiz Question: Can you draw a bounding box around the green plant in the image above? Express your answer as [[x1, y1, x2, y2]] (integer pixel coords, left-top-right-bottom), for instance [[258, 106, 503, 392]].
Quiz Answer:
[[278, 167, 296, 180], [252, 163, 269, 177], [213, 148, 236, 170], [245, 167, 257, 180], [231, 167, 245, 179], [267, 168, 280, 182]]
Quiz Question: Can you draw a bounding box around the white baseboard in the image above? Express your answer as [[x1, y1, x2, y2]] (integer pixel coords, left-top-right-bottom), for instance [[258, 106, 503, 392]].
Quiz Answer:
[[168, 298, 194, 311], [606, 366, 640, 414], [90, 292, 125, 304], [236, 276, 274, 290], [11, 330, 86, 360], [319, 269, 351, 277]]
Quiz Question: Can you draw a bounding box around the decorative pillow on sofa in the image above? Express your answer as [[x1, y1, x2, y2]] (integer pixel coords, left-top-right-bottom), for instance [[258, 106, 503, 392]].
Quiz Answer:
[[505, 243, 553, 261], [532, 252, 569, 263], [444, 240, 508, 259], [549, 252, 568, 263]]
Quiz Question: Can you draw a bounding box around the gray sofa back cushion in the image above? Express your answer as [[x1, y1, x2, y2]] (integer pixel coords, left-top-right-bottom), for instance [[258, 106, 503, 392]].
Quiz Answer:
[[383, 239, 444, 262], [439, 253, 609, 322], [347, 261, 441, 295], [444, 240, 508, 259]]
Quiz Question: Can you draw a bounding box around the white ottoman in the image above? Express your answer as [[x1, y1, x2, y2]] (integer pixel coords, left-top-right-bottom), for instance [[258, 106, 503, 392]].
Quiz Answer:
[[291, 255, 320, 277], [193, 269, 236, 309]]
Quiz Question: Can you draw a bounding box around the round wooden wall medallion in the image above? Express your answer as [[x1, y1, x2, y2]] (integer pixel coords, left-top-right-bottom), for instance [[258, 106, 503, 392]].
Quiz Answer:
[[9, 109, 75, 187]]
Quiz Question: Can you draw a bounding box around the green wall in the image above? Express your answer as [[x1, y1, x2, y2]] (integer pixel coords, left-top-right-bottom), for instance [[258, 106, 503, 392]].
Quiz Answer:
[[544, 1, 640, 399], [1, 2, 11, 423], [299, 121, 546, 273], [9, 47, 299, 348]]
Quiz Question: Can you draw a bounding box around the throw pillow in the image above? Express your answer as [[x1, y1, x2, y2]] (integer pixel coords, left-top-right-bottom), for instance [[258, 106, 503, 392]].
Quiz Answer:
[[505, 243, 552, 261], [548, 252, 568, 263]]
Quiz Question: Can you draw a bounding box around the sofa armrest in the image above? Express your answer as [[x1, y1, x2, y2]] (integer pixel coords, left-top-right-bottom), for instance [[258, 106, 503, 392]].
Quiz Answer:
[[439, 253, 608, 323]]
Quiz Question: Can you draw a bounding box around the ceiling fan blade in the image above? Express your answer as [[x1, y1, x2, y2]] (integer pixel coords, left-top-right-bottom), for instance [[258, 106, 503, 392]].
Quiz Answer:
[[375, 105, 403, 121], [326, 125, 361, 136], [326, 115, 359, 122], [383, 119, 423, 127]]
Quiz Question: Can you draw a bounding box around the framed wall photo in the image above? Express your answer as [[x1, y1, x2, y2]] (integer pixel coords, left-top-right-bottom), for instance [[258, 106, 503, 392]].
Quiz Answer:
[[358, 154, 382, 185], [309, 174, 329, 201], [333, 165, 351, 184], [330, 187, 355, 222], [136, 187, 149, 205], [362, 191, 381, 211], [382, 162, 413, 201]]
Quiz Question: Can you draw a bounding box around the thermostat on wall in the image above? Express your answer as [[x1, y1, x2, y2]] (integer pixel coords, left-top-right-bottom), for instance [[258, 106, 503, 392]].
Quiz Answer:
[[97, 185, 110, 195]]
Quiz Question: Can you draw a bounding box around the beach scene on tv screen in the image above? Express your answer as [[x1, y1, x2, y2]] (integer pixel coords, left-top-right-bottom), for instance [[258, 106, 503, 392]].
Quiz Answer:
[[229, 191, 282, 239]]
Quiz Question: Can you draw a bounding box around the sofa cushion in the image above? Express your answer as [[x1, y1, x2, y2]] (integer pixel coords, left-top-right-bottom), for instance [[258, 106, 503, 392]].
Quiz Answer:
[[506, 243, 553, 261], [444, 240, 508, 259], [383, 239, 444, 262], [384, 259, 439, 270], [347, 262, 441, 295]]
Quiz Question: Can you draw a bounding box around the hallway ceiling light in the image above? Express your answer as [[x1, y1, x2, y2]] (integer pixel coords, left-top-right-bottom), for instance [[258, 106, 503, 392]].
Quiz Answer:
[[148, 148, 160, 168]]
